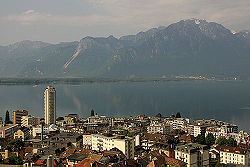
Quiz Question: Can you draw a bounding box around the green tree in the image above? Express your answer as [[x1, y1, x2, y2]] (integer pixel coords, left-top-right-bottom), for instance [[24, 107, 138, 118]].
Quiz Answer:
[[176, 112, 181, 118], [216, 136, 227, 146], [8, 153, 22, 165], [226, 137, 237, 147], [197, 134, 206, 144], [123, 130, 128, 136], [205, 133, 215, 146], [5, 110, 11, 125], [127, 131, 132, 137], [9, 139, 24, 151], [215, 160, 225, 167]]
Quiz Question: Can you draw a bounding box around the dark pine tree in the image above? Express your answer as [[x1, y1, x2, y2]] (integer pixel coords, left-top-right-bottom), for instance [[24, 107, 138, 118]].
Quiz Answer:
[[91, 109, 95, 117], [5, 110, 10, 125], [176, 112, 181, 118]]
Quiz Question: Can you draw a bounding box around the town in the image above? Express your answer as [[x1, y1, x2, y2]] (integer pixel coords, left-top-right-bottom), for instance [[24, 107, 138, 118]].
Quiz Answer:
[[0, 86, 249, 167]]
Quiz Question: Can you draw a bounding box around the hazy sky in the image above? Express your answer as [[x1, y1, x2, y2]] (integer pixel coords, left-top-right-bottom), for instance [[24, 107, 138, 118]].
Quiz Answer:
[[0, 0, 250, 45]]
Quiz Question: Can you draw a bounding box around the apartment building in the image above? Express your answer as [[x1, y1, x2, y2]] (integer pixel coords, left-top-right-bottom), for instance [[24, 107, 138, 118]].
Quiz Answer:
[[188, 123, 209, 137], [65, 114, 79, 124], [175, 143, 209, 167], [205, 124, 239, 138], [0, 124, 18, 138], [44, 86, 56, 125], [218, 146, 250, 166], [173, 118, 191, 130], [13, 110, 28, 125], [92, 133, 134, 158], [147, 123, 172, 134], [21, 115, 40, 127], [88, 115, 113, 126], [83, 134, 92, 148]]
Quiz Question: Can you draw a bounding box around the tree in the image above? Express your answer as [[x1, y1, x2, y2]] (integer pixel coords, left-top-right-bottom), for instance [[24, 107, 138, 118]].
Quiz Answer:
[[8, 153, 22, 165], [5, 110, 11, 125], [9, 139, 24, 151], [205, 133, 215, 146], [123, 130, 128, 136], [127, 131, 132, 137], [91, 109, 95, 116], [216, 136, 227, 146], [155, 113, 162, 117], [197, 134, 206, 144], [215, 160, 225, 167], [56, 117, 64, 121], [176, 112, 181, 118], [226, 137, 237, 147], [216, 136, 237, 147]]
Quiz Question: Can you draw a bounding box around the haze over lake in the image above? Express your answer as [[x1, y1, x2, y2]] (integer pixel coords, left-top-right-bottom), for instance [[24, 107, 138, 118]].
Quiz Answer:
[[0, 80, 249, 132]]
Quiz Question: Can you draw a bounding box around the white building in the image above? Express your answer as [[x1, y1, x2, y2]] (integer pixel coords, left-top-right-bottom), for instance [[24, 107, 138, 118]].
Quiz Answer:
[[205, 124, 239, 139], [32, 124, 59, 137], [218, 146, 250, 166], [92, 134, 134, 158], [147, 123, 172, 134], [190, 124, 208, 137], [88, 115, 113, 126], [21, 115, 40, 127], [44, 86, 56, 125], [175, 143, 209, 167], [83, 134, 92, 148], [173, 118, 190, 130]]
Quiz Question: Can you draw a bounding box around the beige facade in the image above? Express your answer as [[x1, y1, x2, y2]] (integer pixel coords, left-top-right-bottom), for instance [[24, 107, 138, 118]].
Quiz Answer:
[[65, 114, 79, 124], [83, 134, 92, 148], [147, 124, 171, 134], [175, 143, 209, 167], [21, 115, 40, 127], [173, 118, 190, 130], [44, 86, 56, 125], [92, 134, 134, 158], [13, 110, 28, 125]]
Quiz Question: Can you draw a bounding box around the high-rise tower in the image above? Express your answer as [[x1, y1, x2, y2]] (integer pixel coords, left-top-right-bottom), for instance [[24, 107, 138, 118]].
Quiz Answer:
[[44, 86, 56, 125]]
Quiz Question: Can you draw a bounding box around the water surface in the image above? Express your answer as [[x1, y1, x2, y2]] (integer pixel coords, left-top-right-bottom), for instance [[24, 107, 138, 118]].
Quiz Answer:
[[0, 80, 249, 132]]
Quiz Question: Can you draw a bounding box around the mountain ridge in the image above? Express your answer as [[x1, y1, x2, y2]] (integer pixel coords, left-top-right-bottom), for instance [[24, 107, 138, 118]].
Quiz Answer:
[[1, 19, 250, 78]]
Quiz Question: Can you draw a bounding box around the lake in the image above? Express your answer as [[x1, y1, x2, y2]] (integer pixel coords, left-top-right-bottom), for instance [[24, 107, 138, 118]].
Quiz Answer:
[[0, 80, 249, 132]]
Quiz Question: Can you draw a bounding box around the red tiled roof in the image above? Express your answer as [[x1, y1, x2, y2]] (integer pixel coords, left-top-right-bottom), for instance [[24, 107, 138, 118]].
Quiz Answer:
[[75, 158, 95, 167], [33, 159, 46, 166], [88, 153, 103, 162], [216, 146, 248, 155], [60, 148, 76, 158], [164, 156, 186, 167]]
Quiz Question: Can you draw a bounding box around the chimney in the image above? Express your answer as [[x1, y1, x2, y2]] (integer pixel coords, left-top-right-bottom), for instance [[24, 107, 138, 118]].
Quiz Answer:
[[47, 155, 54, 167], [41, 123, 44, 141]]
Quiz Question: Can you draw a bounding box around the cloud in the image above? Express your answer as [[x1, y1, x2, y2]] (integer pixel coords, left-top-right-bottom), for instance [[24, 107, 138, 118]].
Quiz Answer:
[[24, 10, 36, 15], [3, 0, 250, 31], [0, 0, 249, 45]]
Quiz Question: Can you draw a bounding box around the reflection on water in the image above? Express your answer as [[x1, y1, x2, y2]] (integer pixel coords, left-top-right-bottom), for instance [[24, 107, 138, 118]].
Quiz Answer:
[[0, 80, 249, 132]]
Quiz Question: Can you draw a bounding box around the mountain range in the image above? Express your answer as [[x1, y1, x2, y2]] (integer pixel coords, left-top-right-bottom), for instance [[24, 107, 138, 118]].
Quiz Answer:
[[1, 19, 250, 78]]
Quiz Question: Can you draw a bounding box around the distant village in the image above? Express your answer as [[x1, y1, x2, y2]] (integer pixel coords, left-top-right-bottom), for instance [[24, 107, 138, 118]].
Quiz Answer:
[[0, 86, 249, 167]]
